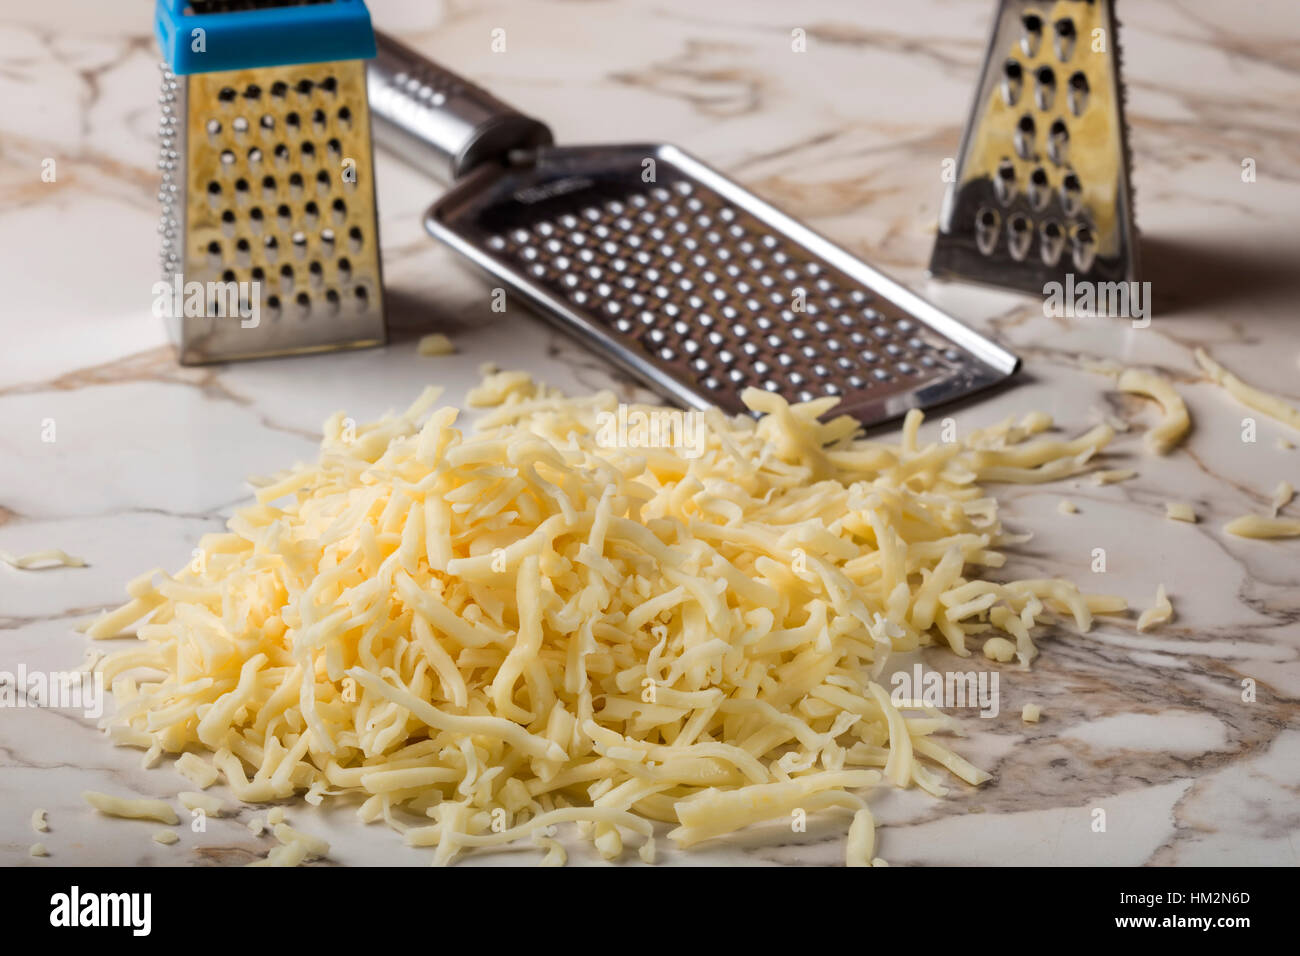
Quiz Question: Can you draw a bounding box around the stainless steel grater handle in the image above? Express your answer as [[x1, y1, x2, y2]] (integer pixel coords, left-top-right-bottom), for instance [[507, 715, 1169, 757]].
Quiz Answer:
[[367, 32, 553, 184]]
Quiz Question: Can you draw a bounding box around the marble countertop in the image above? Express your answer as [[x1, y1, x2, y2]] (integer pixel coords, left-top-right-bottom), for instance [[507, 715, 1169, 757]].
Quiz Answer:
[[1, 0, 1297, 866]]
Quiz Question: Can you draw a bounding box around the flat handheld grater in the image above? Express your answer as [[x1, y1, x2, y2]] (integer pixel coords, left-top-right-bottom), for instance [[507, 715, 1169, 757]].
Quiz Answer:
[[365, 34, 1019, 425], [154, 0, 385, 364], [930, 0, 1138, 295]]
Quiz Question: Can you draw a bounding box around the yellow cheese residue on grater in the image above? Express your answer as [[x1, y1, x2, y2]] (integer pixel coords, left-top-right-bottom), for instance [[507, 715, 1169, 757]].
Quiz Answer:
[[963, 1, 1122, 255]]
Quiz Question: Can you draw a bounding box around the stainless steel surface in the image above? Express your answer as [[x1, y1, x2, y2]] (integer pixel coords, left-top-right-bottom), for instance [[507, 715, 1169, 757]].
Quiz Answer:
[[158, 59, 387, 364], [930, 0, 1137, 295], [370, 34, 1019, 425], [367, 33, 553, 184]]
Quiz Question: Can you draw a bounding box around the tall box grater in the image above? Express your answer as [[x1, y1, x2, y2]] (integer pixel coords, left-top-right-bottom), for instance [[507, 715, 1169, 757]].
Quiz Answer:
[[154, 0, 386, 364], [930, 0, 1137, 295]]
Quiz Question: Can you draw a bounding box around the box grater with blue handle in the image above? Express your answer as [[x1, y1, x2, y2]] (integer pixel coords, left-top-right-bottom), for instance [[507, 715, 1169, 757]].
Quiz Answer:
[[154, 0, 386, 363]]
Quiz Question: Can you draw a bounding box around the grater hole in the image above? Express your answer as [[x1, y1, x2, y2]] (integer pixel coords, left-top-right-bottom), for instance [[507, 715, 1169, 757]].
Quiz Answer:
[[1067, 71, 1090, 115], [304, 201, 320, 227], [976, 207, 1000, 255], [286, 112, 301, 135], [995, 159, 1017, 204], [270, 81, 288, 100], [321, 228, 335, 252], [288, 174, 303, 199], [292, 232, 308, 258], [243, 84, 261, 101], [264, 235, 279, 261], [1061, 171, 1082, 215], [319, 76, 337, 96], [325, 289, 340, 313], [348, 226, 364, 252], [1035, 66, 1056, 110], [219, 149, 236, 170], [274, 143, 289, 167], [280, 264, 294, 291], [222, 269, 235, 283], [232, 116, 249, 138], [296, 292, 311, 315], [1040, 220, 1065, 265], [312, 109, 327, 133], [251, 266, 265, 282], [276, 203, 291, 229], [1027, 166, 1050, 210], [317, 169, 332, 195], [309, 261, 323, 286], [296, 79, 314, 98], [301, 142, 316, 164], [206, 119, 222, 139], [327, 137, 342, 159], [1014, 114, 1036, 160], [220, 209, 236, 235], [260, 114, 276, 134], [337, 257, 352, 280], [337, 106, 352, 130], [332, 198, 347, 223], [218, 87, 237, 105], [1048, 119, 1069, 165], [1007, 214, 1032, 261], [1002, 59, 1023, 106], [248, 146, 263, 165]]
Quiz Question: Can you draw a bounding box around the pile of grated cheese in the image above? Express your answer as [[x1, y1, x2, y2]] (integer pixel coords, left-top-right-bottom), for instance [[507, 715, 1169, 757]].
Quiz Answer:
[[88, 373, 1126, 865]]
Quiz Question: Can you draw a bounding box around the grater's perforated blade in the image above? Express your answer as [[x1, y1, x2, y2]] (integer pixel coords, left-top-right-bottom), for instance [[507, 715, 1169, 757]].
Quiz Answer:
[[930, 0, 1137, 295], [159, 60, 385, 364], [425, 145, 1019, 425]]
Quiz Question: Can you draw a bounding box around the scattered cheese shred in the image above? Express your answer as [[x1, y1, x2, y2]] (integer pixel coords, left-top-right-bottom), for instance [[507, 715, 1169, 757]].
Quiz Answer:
[[1057, 499, 1078, 515], [152, 830, 179, 845], [533, 832, 567, 867], [30, 843, 48, 857], [91, 373, 1125, 865], [1272, 481, 1294, 517], [1092, 468, 1136, 485], [1021, 703, 1041, 723], [1224, 515, 1300, 539], [1136, 585, 1173, 632], [31, 808, 48, 833], [249, 842, 309, 867], [982, 636, 1017, 662], [1194, 348, 1300, 432], [1164, 502, 1197, 523], [845, 807, 878, 867], [1117, 368, 1191, 454], [0, 548, 86, 570], [178, 791, 224, 817], [417, 333, 456, 357], [175, 753, 219, 789], [272, 823, 329, 860], [82, 791, 179, 825]]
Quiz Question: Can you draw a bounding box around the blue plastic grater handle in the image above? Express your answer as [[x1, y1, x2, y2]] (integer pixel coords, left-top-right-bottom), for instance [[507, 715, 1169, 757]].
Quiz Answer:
[[155, 0, 377, 75]]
